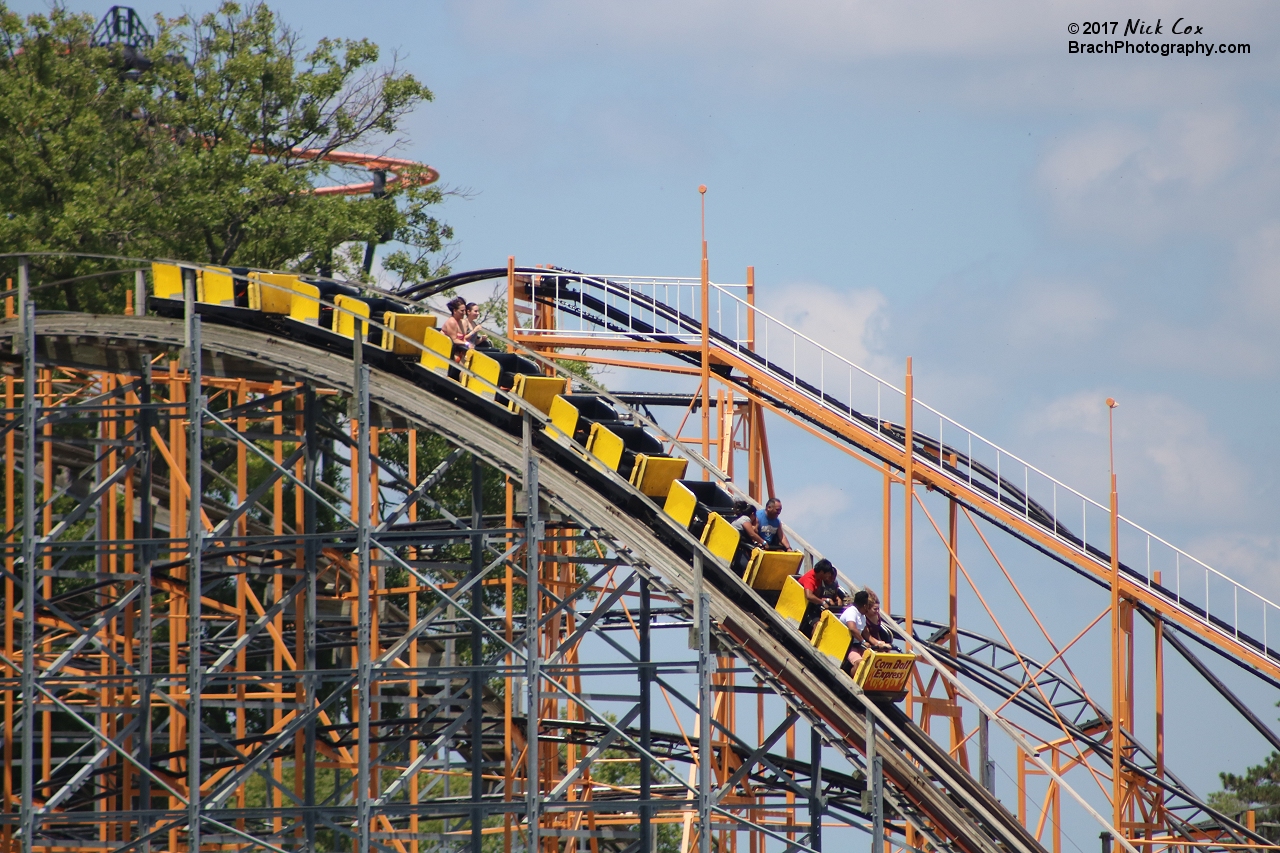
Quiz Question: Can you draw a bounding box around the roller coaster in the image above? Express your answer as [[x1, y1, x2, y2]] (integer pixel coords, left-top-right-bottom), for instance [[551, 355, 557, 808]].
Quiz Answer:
[[0, 249, 1276, 853]]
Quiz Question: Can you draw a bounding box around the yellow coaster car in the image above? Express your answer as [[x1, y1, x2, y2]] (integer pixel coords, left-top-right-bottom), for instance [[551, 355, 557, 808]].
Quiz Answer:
[[851, 650, 916, 702]]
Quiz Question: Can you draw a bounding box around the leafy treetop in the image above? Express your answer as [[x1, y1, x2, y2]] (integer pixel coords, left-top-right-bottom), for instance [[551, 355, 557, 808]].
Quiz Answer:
[[0, 2, 452, 310]]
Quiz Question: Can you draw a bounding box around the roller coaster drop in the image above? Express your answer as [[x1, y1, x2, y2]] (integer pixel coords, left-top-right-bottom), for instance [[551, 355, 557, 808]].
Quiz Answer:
[[0, 250, 1276, 853]]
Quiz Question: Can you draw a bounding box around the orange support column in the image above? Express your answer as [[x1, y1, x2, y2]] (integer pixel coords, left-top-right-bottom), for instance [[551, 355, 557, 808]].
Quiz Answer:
[[272, 382, 287, 835], [3, 352, 13, 853], [408, 430, 423, 853], [1153, 570, 1165, 831], [121, 378, 139, 843], [745, 267, 761, 500], [166, 359, 184, 853], [717, 388, 732, 475], [294, 386, 308, 846], [41, 368, 53, 803], [948, 499, 959, 658], [507, 256, 516, 342], [903, 359, 915, 717], [946, 499, 969, 766], [1107, 397, 1128, 838], [503, 471, 514, 853], [882, 463, 892, 614], [235, 382, 249, 827], [1051, 751, 1062, 853], [699, 186, 711, 477]]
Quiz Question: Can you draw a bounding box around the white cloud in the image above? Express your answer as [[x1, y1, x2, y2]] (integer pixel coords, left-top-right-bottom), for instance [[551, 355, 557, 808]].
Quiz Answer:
[[1094, 219, 1280, 378], [1184, 532, 1280, 600], [1232, 221, 1280, 324], [758, 280, 890, 378], [1006, 280, 1115, 349], [458, 0, 1278, 65], [1036, 109, 1268, 241], [1019, 390, 1251, 526], [781, 482, 852, 529], [452, 0, 1280, 114]]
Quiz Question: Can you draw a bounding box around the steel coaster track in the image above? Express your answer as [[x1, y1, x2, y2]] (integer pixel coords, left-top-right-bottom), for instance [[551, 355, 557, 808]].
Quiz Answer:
[[3, 257, 1266, 851], [431, 267, 1280, 685], [909, 618, 1267, 848], [3, 312, 1045, 853]]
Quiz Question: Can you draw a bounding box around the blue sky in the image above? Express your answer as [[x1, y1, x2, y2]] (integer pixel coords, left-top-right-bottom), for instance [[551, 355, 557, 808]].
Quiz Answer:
[[408, 3, 1279, 834], [366, 1, 1280, 836], [20, 0, 1280, 844]]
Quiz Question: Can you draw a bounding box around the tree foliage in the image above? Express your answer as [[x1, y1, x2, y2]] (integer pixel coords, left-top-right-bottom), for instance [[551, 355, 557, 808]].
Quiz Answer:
[[1211, 751, 1280, 840], [0, 2, 451, 308]]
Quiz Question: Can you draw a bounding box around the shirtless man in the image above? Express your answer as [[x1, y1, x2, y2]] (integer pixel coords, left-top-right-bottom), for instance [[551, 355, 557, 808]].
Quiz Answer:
[[441, 297, 469, 360]]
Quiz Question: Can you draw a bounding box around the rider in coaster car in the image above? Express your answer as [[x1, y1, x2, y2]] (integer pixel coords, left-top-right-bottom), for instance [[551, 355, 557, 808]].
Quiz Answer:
[[754, 498, 791, 551], [861, 590, 897, 653], [841, 589, 871, 672], [442, 296, 471, 362], [464, 302, 494, 350], [729, 499, 766, 575], [797, 558, 844, 637]]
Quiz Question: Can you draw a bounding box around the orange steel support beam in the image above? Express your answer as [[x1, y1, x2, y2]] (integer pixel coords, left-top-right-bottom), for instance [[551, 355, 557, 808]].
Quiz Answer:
[[14, 256, 1267, 853], [1109, 400, 1127, 835], [279, 147, 439, 196], [513, 334, 702, 354], [1153, 570, 1165, 831], [745, 267, 761, 504], [548, 352, 703, 376], [904, 358, 915, 719], [507, 256, 517, 343], [692, 343, 1280, 685], [948, 499, 959, 658], [700, 187, 711, 479], [883, 463, 892, 614]]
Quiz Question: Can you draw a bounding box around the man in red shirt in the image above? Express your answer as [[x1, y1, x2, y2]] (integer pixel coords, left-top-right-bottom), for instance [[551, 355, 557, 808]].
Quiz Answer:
[[797, 559, 842, 636]]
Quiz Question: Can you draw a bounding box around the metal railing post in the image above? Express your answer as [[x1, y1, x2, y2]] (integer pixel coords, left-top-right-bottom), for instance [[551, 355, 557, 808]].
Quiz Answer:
[[356, 352, 372, 853], [187, 314, 204, 851], [979, 712, 994, 794], [810, 727, 823, 852], [471, 457, 485, 852], [19, 299, 36, 853], [303, 386, 319, 853], [639, 577, 652, 853], [138, 360, 154, 853], [523, 413, 541, 853], [697, 579, 712, 853], [134, 269, 146, 318], [864, 712, 883, 852]]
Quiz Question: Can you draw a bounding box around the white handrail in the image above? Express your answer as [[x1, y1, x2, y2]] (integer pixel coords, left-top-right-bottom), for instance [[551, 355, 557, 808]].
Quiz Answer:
[[709, 283, 1280, 632], [519, 271, 1280, 658]]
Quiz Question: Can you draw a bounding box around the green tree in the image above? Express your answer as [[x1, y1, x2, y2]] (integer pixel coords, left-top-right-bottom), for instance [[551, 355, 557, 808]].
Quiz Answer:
[[0, 2, 451, 309], [1211, 752, 1280, 840]]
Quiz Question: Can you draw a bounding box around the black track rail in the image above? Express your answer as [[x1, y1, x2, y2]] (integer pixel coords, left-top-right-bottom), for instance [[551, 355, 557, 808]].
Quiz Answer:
[[4, 312, 1047, 853], [406, 267, 1280, 685]]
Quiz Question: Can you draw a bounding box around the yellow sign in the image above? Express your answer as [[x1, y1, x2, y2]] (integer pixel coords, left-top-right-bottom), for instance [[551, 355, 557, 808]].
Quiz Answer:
[[853, 651, 916, 693]]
